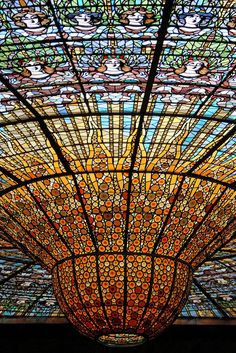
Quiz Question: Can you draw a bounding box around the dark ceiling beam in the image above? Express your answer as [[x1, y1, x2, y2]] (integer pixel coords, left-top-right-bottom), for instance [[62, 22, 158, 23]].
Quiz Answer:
[[26, 185, 74, 256], [188, 64, 236, 118], [2, 34, 235, 48], [135, 177, 185, 329], [0, 228, 42, 265], [51, 252, 189, 271], [0, 75, 98, 252], [0, 206, 58, 263], [71, 260, 103, 331], [0, 165, 19, 183], [176, 188, 228, 258], [0, 255, 31, 264], [187, 124, 236, 174], [0, 165, 73, 255], [1, 77, 235, 100], [55, 265, 91, 335], [152, 178, 184, 255], [0, 168, 235, 199], [216, 260, 235, 273], [193, 277, 230, 319], [191, 225, 236, 269], [122, 0, 175, 329], [0, 169, 68, 197], [197, 232, 235, 268], [22, 283, 52, 316], [0, 246, 16, 250], [212, 253, 236, 261], [0, 262, 34, 286], [0, 316, 235, 325]]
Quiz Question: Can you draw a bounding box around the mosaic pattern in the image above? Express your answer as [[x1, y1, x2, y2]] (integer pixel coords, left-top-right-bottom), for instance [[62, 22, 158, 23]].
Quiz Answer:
[[212, 238, 236, 259], [0, 263, 51, 317], [0, 0, 235, 345], [182, 283, 223, 318], [0, 242, 235, 320], [194, 259, 236, 317]]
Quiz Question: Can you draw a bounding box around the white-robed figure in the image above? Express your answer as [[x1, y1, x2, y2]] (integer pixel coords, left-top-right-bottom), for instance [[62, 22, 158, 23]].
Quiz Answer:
[[219, 15, 236, 43], [167, 8, 214, 43], [174, 58, 209, 79], [63, 9, 108, 54], [17, 57, 75, 85], [156, 57, 211, 85], [92, 56, 135, 81], [20, 59, 55, 81], [114, 7, 159, 52], [79, 55, 144, 83], [11, 8, 63, 43], [119, 7, 156, 34], [98, 57, 127, 76]]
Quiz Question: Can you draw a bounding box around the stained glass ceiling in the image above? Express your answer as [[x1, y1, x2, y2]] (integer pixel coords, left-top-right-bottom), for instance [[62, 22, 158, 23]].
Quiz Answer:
[[0, 236, 235, 319], [0, 0, 235, 329]]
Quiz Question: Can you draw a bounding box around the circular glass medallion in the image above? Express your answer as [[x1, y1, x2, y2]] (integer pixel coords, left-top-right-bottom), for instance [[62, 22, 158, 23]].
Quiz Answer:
[[97, 333, 146, 347]]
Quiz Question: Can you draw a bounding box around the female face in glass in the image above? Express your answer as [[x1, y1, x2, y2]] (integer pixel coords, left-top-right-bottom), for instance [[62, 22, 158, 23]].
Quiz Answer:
[[186, 60, 202, 71], [184, 13, 201, 27], [74, 13, 93, 26], [177, 60, 206, 78], [127, 11, 145, 26], [24, 61, 49, 79], [21, 13, 41, 28], [104, 58, 122, 73], [26, 61, 42, 73]]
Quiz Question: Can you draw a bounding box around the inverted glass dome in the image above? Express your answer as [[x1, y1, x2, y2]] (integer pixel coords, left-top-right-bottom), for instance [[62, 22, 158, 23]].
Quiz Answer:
[[0, 0, 235, 345]]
